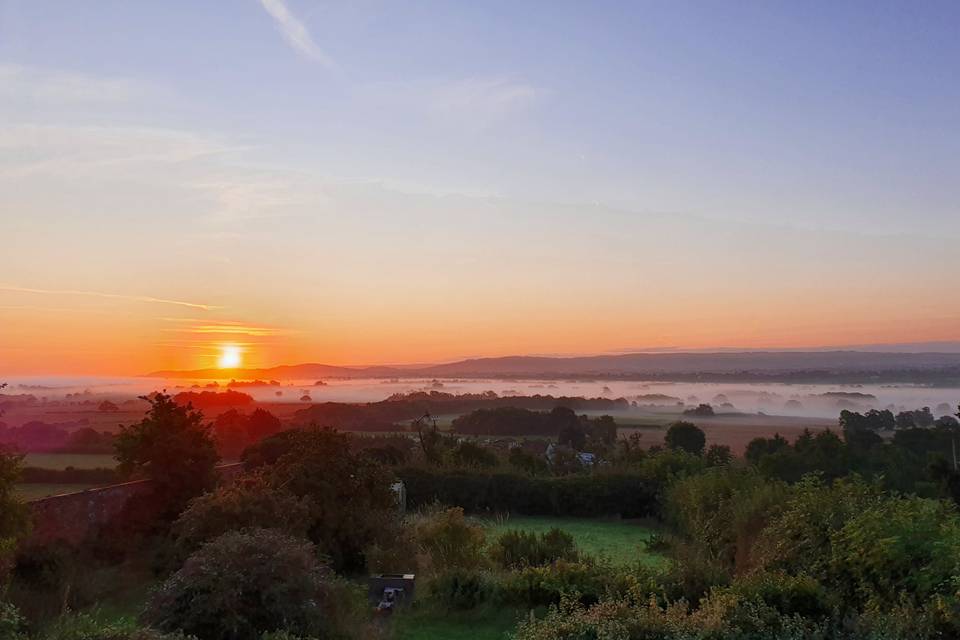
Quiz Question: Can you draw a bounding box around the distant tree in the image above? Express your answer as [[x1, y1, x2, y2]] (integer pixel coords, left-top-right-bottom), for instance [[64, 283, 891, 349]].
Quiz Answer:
[[745, 433, 790, 465], [895, 411, 916, 430], [664, 421, 706, 456], [934, 415, 960, 429], [212, 409, 250, 458], [450, 441, 498, 469], [705, 444, 733, 466], [115, 393, 219, 519], [915, 406, 935, 428], [97, 400, 119, 412], [683, 403, 715, 417], [508, 447, 548, 475], [589, 415, 618, 446], [246, 408, 282, 442]]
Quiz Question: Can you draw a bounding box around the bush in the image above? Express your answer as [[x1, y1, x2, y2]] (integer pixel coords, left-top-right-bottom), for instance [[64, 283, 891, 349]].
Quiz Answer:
[[142, 529, 330, 640], [725, 572, 833, 619], [490, 528, 579, 569], [499, 560, 617, 608], [0, 601, 25, 640], [427, 568, 498, 610], [412, 506, 486, 571]]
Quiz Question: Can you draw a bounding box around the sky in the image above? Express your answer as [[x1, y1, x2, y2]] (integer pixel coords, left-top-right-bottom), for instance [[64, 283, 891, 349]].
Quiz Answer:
[[1, 0, 959, 375]]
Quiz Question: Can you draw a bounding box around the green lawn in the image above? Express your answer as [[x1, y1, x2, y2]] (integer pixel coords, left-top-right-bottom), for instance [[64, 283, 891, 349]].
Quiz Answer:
[[23, 452, 117, 469], [481, 515, 664, 567], [393, 607, 520, 640], [15, 483, 99, 500]]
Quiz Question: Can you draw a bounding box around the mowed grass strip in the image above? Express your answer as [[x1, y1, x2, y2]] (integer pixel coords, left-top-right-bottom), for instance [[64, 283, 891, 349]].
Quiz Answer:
[[481, 515, 665, 567]]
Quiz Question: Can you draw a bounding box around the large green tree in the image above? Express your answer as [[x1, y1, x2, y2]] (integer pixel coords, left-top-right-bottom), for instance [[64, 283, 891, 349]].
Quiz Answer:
[[115, 393, 219, 520]]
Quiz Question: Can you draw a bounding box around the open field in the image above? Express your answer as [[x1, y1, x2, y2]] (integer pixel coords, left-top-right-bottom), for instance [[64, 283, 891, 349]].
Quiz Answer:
[[23, 452, 117, 469], [481, 515, 664, 567], [14, 483, 99, 501]]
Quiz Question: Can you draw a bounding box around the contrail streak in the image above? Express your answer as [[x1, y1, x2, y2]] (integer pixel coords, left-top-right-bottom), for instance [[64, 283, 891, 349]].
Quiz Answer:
[[0, 285, 219, 311]]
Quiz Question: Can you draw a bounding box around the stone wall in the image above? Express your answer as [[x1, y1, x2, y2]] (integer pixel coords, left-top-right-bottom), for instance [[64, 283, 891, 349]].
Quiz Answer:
[[26, 462, 244, 547]]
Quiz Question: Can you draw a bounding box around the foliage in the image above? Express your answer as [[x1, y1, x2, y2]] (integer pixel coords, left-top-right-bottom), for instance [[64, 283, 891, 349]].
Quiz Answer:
[[412, 506, 487, 571], [143, 529, 329, 640], [0, 448, 29, 581], [427, 568, 498, 610], [39, 612, 190, 639], [449, 442, 498, 469], [114, 393, 219, 520], [664, 421, 706, 456], [0, 601, 25, 640], [489, 528, 579, 569], [172, 473, 314, 560], [258, 428, 400, 571], [665, 467, 787, 569], [499, 560, 621, 608]]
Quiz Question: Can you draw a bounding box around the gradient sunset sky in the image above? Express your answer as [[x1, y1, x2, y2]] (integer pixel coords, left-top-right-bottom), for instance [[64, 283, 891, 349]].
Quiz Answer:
[[2, 1, 959, 375]]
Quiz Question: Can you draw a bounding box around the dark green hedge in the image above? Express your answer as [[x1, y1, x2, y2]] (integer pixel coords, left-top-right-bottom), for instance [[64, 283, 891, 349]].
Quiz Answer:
[[396, 468, 658, 518]]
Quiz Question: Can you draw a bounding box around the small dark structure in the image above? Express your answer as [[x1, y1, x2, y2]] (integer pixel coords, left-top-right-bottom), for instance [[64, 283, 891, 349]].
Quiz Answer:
[[369, 573, 415, 614]]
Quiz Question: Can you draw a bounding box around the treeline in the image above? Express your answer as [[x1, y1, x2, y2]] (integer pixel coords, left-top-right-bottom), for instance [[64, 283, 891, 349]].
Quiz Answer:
[[292, 390, 629, 431], [0, 424, 115, 453], [747, 404, 960, 503], [452, 406, 618, 440]]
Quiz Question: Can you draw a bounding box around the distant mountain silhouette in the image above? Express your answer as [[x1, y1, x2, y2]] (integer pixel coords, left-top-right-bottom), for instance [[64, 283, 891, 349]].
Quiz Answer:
[[146, 350, 960, 383]]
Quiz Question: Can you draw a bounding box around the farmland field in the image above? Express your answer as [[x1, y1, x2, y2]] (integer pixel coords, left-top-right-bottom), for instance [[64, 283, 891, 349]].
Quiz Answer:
[[14, 483, 99, 501], [481, 515, 664, 567], [23, 452, 116, 469]]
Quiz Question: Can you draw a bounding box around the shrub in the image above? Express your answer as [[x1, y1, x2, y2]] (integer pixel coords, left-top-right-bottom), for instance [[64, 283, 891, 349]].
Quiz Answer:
[[449, 442, 498, 469], [499, 560, 616, 608], [142, 529, 330, 640], [412, 506, 486, 571], [490, 528, 579, 569], [725, 572, 833, 619], [427, 568, 498, 610], [0, 601, 25, 640]]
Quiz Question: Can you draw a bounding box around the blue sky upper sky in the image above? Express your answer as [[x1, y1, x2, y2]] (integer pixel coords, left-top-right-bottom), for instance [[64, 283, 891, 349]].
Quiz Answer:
[[1, 1, 959, 373]]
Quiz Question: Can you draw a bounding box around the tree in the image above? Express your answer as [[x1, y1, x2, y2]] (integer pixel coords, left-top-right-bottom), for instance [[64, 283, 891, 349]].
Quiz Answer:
[[262, 428, 400, 571], [745, 434, 790, 465], [705, 444, 733, 466], [0, 446, 29, 581], [246, 408, 282, 442], [450, 441, 498, 468], [683, 403, 715, 417], [97, 400, 119, 412], [115, 393, 219, 520], [665, 421, 706, 456]]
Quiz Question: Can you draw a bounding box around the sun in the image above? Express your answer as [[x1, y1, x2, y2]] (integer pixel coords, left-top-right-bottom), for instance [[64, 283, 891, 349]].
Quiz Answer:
[[217, 345, 242, 369]]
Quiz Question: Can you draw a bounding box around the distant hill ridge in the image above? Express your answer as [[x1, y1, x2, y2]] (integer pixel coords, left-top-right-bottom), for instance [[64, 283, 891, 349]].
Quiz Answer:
[[146, 350, 960, 383]]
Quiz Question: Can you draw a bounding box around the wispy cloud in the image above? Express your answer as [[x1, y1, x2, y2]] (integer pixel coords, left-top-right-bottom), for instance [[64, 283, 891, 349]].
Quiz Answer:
[[163, 320, 291, 337], [0, 285, 218, 311], [258, 0, 335, 67]]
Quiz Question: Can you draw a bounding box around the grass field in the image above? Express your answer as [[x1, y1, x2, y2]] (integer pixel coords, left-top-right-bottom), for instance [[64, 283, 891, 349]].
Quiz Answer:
[[14, 483, 98, 500], [23, 452, 116, 469], [481, 515, 664, 567], [393, 607, 520, 640]]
